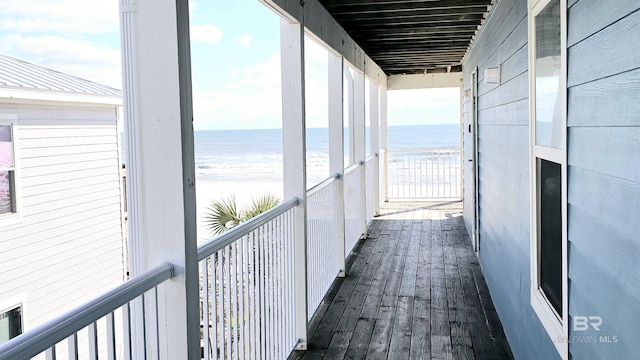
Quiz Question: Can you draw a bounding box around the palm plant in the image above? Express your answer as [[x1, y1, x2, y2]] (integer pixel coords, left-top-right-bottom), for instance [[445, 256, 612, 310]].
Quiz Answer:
[[204, 195, 243, 235], [241, 193, 281, 220], [205, 193, 281, 236]]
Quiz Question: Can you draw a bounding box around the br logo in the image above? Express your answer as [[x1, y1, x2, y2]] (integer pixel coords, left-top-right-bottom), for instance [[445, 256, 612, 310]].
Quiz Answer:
[[573, 316, 602, 332]]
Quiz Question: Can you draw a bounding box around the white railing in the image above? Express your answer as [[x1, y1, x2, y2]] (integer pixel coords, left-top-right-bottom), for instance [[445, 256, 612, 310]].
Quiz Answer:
[[2, 161, 380, 360], [0, 263, 174, 360], [386, 147, 462, 199], [197, 198, 298, 360], [306, 175, 340, 319], [365, 155, 377, 223], [343, 162, 364, 258]]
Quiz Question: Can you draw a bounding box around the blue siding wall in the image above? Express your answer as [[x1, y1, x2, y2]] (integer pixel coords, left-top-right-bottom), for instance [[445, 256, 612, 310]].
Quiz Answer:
[[463, 0, 640, 358], [567, 1, 640, 359], [462, 0, 561, 358]]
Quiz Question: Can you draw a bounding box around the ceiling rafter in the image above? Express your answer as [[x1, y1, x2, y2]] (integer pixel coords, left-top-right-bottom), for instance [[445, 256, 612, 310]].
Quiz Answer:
[[317, 0, 493, 75]]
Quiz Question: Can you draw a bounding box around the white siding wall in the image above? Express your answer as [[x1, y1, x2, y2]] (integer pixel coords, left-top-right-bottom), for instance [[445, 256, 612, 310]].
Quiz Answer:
[[0, 101, 125, 331]]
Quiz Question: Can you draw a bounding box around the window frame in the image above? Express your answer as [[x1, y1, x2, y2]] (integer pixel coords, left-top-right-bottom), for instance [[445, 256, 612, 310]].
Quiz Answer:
[[528, 0, 568, 358], [0, 295, 26, 345], [0, 114, 21, 227]]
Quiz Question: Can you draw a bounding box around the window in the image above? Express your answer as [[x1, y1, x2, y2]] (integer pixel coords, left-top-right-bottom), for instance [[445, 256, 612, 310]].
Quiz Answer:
[[528, 0, 567, 358], [0, 305, 23, 345], [0, 116, 20, 225]]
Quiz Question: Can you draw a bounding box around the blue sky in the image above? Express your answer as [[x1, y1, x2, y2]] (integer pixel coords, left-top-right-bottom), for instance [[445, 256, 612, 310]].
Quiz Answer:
[[0, 0, 460, 130]]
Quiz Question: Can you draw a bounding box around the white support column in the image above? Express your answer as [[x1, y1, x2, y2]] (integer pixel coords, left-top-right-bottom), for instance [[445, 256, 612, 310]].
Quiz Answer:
[[459, 85, 464, 200], [380, 85, 389, 203], [345, 69, 355, 165], [353, 71, 367, 236], [119, 0, 199, 358], [369, 82, 380, 215], [328, 53, 346, 278], [280, 18, 308, 350]]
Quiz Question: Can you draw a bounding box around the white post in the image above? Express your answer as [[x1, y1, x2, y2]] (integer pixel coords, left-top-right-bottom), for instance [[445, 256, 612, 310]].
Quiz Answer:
[[328, 52, 346, 277], [353, 71, 367, 236], [459, 85, 464, 200], [280, 18, 308, 350], [380, 86, 389, 203], [369, 82, 380, 216], [119, 0, 199, 358], [345, 69, 355, 165]]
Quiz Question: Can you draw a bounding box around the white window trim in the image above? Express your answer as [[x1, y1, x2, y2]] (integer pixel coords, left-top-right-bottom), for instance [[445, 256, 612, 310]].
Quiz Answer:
[[528, 0, 568, 358], [0, 114, 21, 228], [0, 294, 27, 341]]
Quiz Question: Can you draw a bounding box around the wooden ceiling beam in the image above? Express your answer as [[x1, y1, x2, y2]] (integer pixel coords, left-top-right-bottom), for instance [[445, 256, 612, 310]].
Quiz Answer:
[[336, 14, 484, 27], [321, 0, 490, 11], [332, 6, 486, 21], [339, 19, 481, 29]]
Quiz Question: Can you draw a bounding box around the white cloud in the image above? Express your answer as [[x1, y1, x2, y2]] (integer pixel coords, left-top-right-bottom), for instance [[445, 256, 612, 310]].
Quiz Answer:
[[0, 0, 121, 88], [238, 34, 253, 47], [192, 54, 282, 130], [0, 34, 122, 88], [0, 0, 119, 35], [388, 88, 461, 125], [190, 24, 224, 44]]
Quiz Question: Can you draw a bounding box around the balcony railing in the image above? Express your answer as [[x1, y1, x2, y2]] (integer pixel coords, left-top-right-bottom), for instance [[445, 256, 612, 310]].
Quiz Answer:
[[386, 147, 462, 200], [0, 263, 174, 360], [306, 174, 341, 319], [0, 154, 400, 360], [344, 162, 365, 257], [198, 198, 299, 360]]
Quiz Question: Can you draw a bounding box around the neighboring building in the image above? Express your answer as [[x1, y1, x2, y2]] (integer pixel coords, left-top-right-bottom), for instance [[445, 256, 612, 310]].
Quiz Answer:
[[0, 54, 125, 344]]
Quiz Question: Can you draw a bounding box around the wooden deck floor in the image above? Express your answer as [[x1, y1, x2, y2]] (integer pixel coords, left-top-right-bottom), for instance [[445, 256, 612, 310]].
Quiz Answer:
[[290, 202, 513, 360]]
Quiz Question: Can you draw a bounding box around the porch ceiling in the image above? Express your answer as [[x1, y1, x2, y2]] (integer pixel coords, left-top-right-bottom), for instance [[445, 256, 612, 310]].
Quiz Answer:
[[317, 0, 493, 75]]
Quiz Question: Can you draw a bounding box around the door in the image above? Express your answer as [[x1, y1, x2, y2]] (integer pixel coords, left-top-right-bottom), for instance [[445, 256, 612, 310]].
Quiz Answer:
[[471, 68, 480, 253]]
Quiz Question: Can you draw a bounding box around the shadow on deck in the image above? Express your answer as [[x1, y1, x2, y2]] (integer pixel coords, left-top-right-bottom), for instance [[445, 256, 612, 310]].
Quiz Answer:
[[290, 201, 513, 360]]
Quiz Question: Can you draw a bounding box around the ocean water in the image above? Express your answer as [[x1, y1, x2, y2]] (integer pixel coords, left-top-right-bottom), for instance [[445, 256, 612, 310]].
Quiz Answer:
[[194, 124, 460, 186]]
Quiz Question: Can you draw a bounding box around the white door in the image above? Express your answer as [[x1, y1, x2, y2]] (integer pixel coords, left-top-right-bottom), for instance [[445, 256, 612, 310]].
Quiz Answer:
[[471, 68, 480, 253]]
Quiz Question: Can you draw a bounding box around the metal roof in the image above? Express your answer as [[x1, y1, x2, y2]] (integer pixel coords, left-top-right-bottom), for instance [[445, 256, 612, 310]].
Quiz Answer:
[[317, 0, 494, 75], [0, 54, 121, 98]]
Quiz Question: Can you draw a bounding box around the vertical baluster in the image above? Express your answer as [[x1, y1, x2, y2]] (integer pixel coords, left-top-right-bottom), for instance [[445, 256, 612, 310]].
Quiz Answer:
[[202, 259, 211, 360], [142, 289, 158, 360], [214, 252, 222, 359], [218, 250, 226, 360], [250, 231, 258, 360], [88, 321, 98, 360], [289, 209, 296, 343], [67, 333, 78, 360], [45, 345, 56, 360], [272, 218, 279, 358], [266, 221, 274, 359], [264, 223, 271, 359], [154, 287, 160, 358], [106, 312, 116, 360], [210, 255, 218, 360], [271, 219, 277, 359], [140, 291, 148, 360], [259, 226, 267, 359], [240, 235, 250, 359], [122, 302, 132, 360], [448, 155, 451, 198], [277, 214, 284, 357], [230, 242, 238, 360], [225, 245, 232, 360]]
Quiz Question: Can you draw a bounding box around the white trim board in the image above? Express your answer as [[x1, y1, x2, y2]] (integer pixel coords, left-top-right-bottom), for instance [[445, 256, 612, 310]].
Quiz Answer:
[[527, 0, 569, 358], [387, 73, 462, 90]]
